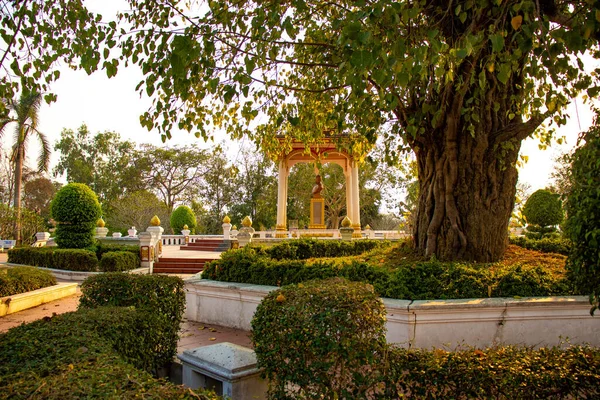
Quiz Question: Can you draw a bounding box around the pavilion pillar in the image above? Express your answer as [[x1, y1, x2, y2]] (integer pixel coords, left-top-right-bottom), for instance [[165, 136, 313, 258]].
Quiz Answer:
[[276, 159, 288, 235], [344, 167, 353, 228], [351, 161, 361, 235]]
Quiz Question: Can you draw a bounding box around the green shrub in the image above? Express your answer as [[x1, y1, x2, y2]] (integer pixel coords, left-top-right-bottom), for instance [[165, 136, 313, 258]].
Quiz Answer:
[[93, 241, 139, 257], [170, 205, 196, 234], [204, 245, 574, 299], [79, 273, 185, 363], [252, 278, 387, 399], [0, 307, 219, 399], [381, 345, 600, 398], [0, 266, 56, 297], [50, 183, 102, 248], [564, 119, 600, 314], [99, 251, 139, 272], [523, 189, 563, 235], [510, 236, 572, 255], [8, 247, 98, 272], [264, 238, 385, 259]]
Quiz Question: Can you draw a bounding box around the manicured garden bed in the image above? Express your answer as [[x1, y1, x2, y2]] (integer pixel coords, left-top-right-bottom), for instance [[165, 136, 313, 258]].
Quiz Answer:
[[203, 239, 576, 300], [0, 266, 56, 297], [0, 273, 220, 399], [7, 243, 140, 273]]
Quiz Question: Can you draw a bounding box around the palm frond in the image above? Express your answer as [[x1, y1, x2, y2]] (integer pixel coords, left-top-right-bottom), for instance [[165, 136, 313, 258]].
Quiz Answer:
[[34, 127, 51, 172]]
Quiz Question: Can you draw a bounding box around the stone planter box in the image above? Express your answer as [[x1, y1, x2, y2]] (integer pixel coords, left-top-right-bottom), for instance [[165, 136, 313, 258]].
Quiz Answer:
[[0, 282, 78, 316], [185, 278, 600, 349]]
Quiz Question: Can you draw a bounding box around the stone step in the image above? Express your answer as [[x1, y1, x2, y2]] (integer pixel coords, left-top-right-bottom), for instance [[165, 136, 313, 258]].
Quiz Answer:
[[153, 258, 214, 274]]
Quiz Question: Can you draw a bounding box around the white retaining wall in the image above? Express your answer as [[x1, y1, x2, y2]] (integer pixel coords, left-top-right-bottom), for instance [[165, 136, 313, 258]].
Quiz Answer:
[[185, 279, 600, 349]]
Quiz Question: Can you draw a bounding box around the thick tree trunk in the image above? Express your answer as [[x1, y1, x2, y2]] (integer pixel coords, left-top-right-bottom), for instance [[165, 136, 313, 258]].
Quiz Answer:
[[13, 145, 24, 245], [413, 131, 521, 262]]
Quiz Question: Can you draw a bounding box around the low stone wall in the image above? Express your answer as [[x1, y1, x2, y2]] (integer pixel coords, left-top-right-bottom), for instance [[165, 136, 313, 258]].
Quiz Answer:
[[185, 279, 600, 349], [0, 282, 78, 316]]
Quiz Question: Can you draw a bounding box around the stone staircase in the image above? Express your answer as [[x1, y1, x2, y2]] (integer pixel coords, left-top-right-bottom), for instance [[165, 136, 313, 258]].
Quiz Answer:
[[180, 238, 230, 252], [152, 257, 213, 274], [152, 239, 229, 274]]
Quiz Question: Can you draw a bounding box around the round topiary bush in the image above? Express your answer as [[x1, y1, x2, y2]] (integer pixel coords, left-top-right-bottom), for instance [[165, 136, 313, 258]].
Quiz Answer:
[[170, 205, 196, 234], [522, 189, 563, 235], [50, 183, 102, 249], [251, 278, 387, 399]]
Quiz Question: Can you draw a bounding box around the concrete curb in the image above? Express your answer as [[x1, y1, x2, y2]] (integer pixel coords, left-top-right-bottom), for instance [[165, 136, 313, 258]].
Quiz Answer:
[[0, 282, 78, 316]]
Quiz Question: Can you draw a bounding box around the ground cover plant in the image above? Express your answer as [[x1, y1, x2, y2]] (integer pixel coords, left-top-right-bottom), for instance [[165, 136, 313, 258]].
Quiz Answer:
[[203, 239, 577, 299], [0, 266, 56, 297], [253, 278, 600, 399]]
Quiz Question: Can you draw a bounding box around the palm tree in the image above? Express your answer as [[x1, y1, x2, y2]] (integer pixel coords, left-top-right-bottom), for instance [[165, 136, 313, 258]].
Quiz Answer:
[[0, 92, 50, 244]]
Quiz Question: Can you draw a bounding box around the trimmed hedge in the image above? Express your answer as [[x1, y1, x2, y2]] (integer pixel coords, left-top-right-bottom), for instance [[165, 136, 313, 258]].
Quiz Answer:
[[8, 244, 141, 272], [8, 247, 99, 272], [0, 307, 219, 399], [252, 278, 387, 399], [263, 238, 386, 259], [93, 242, 140, 261], [99, 251, 140, 272], [381, 345, 600, 398], [79, 273, 186, 365], [0, 266, 56, 297], [510, 236, 572, 255], [203, 245, 576, 299]]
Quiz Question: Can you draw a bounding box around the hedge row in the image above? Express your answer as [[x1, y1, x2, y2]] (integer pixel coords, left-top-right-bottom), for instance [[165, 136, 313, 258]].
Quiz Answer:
[[0, 307, 219, 399], [80, 272, 186, 364], [262, 238, 387, 260], [381, 345, 600, 398], [8, 247, 98, 271], [510, 236, 572, 255], [203, 246, 576, 299], [8, 244, 140, 272], [0, 266, 56, 297], [253, 278, 599, 399]]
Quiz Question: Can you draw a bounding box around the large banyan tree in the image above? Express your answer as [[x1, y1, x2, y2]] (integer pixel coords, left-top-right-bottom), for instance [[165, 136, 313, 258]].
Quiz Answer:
[[114, 0, 600, 261]]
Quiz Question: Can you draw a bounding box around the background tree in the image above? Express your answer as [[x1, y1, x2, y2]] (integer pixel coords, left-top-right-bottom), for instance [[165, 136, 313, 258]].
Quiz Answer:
[[54, 125, 146, 206], [139, 144, 207, 212], [0, 204, 44, 245], [564, 114, 600, 314], [0, 91, 49, 244], [228, 147, 277, 230], [0, 1, 115, 118], [116, 0, 600, 262], [104, 190, 169, 234], [23, 176, 61, 220], [196, 147, 237, 234]]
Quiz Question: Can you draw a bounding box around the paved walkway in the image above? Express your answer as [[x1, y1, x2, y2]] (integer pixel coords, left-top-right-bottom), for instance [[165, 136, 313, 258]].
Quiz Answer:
[[0, 250, 252, 351]]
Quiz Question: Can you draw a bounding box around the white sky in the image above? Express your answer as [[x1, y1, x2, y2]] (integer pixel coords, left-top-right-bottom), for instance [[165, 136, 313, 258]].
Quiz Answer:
[[8, 0, 599, 197]]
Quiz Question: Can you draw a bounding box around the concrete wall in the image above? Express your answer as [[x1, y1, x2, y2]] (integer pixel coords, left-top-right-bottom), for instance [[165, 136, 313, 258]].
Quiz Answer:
[[185, 279, 600, 349]]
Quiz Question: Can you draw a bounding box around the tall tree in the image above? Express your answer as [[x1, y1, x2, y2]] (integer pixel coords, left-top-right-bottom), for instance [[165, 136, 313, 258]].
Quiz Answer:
[[115, 0, 600, 261], [23, 176, 61, 219], [0, 91, 49, 243], [104, 190, 170, 233], [228, 147, 277, 230], [196, 147, 238, 233], [139, 144, 208, 212], [54, 125, 147, 205]]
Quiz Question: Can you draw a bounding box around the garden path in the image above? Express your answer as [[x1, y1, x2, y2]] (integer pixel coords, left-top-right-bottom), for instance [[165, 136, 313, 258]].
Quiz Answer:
[[0, 265, 253, 351]]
